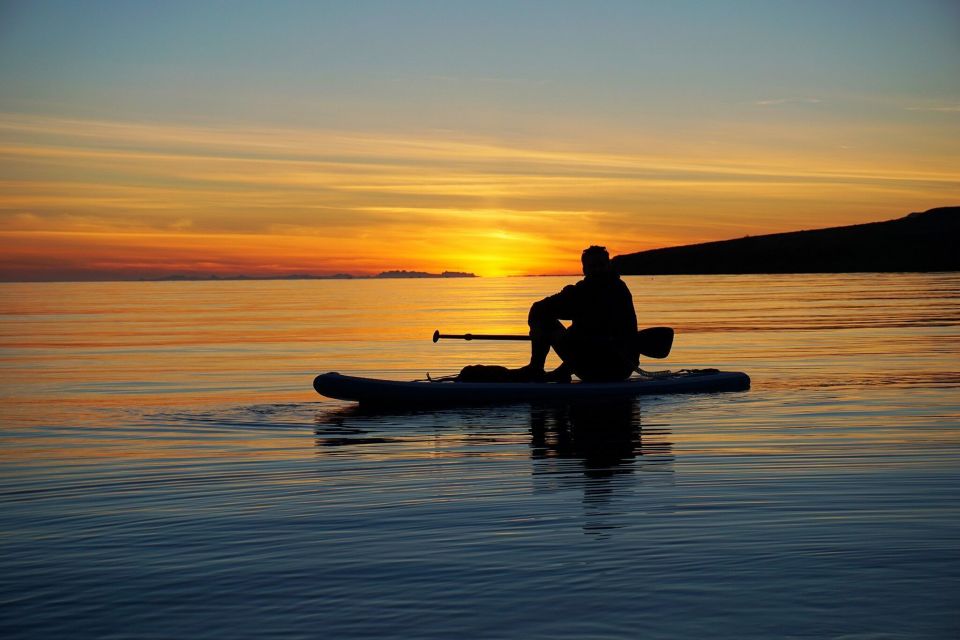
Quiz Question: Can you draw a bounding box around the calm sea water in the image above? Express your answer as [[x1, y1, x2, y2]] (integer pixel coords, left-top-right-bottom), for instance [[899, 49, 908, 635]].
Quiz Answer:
[[2, 274, 959, 639]]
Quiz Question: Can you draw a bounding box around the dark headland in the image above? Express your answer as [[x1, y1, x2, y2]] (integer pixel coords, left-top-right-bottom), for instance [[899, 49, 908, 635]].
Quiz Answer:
[[613, 206, 959, 275]]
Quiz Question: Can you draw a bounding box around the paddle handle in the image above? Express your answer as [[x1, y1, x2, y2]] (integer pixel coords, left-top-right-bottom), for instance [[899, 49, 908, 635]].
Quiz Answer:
[[433, 329, 529, 343]]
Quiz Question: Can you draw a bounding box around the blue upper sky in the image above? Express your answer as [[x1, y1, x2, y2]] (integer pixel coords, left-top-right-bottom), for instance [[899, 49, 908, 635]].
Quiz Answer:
[[2, 0, 957, 132]]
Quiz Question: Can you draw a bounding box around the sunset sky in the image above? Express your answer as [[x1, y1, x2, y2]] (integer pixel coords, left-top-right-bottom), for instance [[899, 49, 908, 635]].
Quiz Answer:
[[1, 0, 958, 279]]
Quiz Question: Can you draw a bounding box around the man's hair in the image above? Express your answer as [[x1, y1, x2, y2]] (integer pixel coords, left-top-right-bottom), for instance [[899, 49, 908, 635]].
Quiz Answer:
[[581, 245, 610, 263]]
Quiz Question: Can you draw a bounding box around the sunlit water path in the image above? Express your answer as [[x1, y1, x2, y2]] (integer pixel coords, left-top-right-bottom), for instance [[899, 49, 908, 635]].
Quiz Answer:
[[2, 274, 959, 638]]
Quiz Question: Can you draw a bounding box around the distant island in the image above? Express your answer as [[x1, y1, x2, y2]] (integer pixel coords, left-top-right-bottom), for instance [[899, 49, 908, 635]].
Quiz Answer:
[[145, 270, 477, 282], [613, 206, 959, 275], [373, 270, 476, 279]]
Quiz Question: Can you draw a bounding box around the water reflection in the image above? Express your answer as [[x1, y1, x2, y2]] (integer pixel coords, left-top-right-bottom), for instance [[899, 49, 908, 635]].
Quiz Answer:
[[529, 399, 674, 535], [313, 405, 421, 449], [313, 399, 674, 536], [530, 400, 644, 474]]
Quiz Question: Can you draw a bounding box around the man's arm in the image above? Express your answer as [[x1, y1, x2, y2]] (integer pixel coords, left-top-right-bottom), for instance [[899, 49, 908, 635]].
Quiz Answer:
[[528, 284, 578, 325]]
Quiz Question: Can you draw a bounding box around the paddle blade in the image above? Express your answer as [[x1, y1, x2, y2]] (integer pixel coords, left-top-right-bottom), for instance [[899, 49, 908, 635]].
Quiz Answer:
[[636, 326, 674, 359]]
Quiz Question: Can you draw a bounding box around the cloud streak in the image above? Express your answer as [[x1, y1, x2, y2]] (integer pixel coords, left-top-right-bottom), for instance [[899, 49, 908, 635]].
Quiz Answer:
[[905, 105, 960, 113], [755, 98, 822, 106], [1, 113, 958, 279]]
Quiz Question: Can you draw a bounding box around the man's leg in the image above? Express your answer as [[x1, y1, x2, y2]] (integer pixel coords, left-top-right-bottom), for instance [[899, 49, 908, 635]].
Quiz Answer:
[[527, 318, 565, 372], [547, 330, 578, 382]]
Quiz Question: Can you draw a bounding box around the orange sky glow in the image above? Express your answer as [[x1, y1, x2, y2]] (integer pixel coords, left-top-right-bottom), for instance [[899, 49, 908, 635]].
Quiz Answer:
[[2, 113, 956, 280], [1, 3, 958, 280]]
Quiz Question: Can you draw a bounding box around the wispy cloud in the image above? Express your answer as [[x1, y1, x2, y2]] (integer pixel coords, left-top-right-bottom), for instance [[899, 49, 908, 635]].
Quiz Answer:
[[905, 104, 960, 113], [755, 97, 822, 106], [425, 74, 551, 87], [1, 112, 958, 279]]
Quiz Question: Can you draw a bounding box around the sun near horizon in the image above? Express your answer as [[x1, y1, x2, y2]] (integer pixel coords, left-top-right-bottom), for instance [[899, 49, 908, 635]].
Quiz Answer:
[[1, 2, 958, 281]]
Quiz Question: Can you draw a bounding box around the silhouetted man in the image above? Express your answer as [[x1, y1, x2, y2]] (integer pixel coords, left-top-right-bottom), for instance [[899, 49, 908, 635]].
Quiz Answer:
[[516, 245, 638, 382]]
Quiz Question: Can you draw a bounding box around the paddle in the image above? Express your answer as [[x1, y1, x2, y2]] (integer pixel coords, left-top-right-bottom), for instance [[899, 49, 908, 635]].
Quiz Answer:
[[433, 326, 674, 359]]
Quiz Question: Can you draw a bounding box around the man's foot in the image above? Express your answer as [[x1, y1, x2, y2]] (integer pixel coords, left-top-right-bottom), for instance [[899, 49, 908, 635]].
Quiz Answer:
[[545, 366, 572, 383]]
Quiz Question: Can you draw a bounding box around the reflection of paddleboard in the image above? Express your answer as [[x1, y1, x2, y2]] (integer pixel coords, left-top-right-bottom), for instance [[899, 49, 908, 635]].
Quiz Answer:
[[313, 369, 750, 408]]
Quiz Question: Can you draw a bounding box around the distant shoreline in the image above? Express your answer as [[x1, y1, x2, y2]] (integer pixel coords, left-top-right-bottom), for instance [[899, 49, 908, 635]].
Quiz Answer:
[[141, 270, 478, 282], [4, 271, 958, 284], [0, 270, 478, 284]]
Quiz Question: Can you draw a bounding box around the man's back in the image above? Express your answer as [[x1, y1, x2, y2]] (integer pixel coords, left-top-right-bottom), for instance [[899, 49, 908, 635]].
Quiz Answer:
[[530, 272, 637, 338]]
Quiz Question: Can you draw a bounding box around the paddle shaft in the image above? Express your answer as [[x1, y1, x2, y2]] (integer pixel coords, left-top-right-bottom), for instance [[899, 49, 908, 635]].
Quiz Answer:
[[433, 326, 674, 359], [433, 331, 530, 342]]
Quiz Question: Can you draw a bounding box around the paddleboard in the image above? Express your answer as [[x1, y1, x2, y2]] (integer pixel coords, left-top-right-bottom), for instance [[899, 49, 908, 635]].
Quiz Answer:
[[313, 369, 750, 407]]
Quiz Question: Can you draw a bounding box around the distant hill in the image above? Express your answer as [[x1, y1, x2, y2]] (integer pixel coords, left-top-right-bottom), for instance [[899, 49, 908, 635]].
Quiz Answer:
[[612, 207, 959, 275]]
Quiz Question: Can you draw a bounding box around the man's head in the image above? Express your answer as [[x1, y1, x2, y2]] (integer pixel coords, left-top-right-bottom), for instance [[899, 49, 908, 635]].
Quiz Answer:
[[581, 245, 611, 276]]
